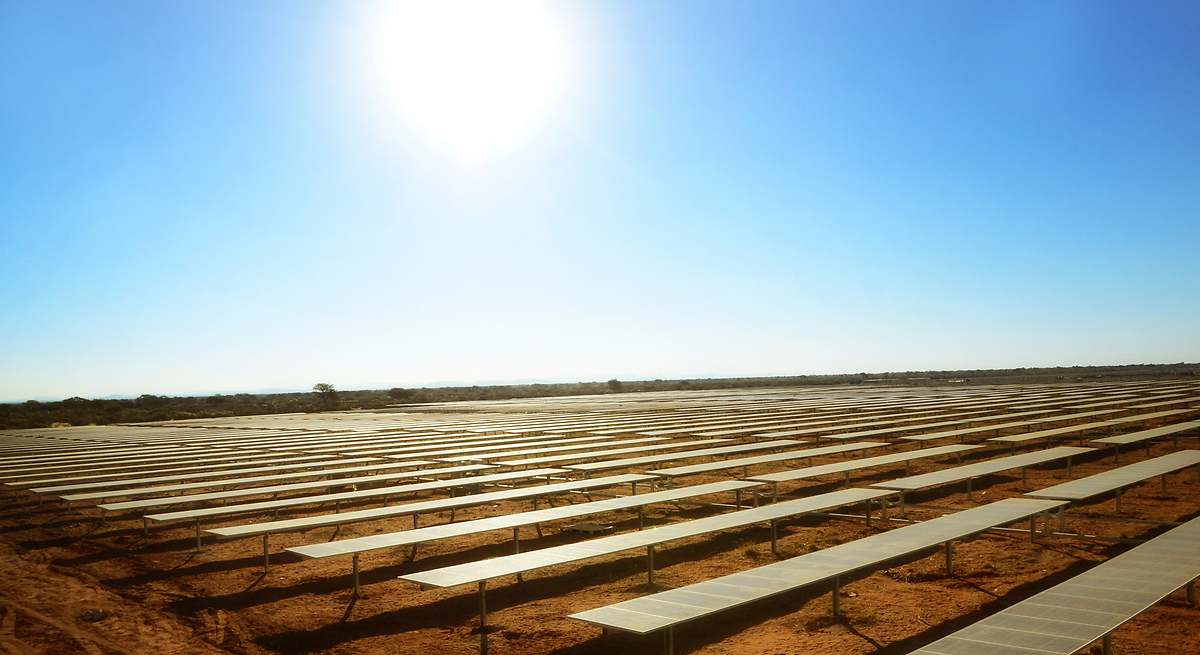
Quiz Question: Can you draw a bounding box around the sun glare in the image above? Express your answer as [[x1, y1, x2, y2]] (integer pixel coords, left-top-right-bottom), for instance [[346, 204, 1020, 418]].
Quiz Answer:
[[362, 1, 572, 164]]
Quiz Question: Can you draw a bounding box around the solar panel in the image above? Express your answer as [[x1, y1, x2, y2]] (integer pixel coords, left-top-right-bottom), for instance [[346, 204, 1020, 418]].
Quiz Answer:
[[27, 456, 381, 494], [759, 409, 1005, 439], [899, 409, 1134, 444], [748, 444, 980, 485], [1091, 420, 1200, 445], [337, 434, 618, 459], [646, 441, 887, 478], [57, 458, 454, 502], [1129, 394, 1200, 409], [495, 438, 732, 467], [0, 449, 305, 480], [1026, 450, 1200, 501], [910, 515, 1200, 655], [143, 466, 562, 523], [564, 440, 804, 473], [0, 444, 221, 467], [0, 446, 256, 476], [898, 419, 1050, 443], [2, 453, 341, 486], [989, 420, 1118, 445], [95, 459, 449, 511], [872, 447, 1092, 492], [686, 418, 828, 437], [285, 432, 565, 455], [741, 408, 976, 439], [432, 436, 668, 462], [288, 479, 761, 560], [808, 409, 1068, 441], [402, 487, 897, 589], [568, 498, 1065, 636], [201, 473, 655, 539]]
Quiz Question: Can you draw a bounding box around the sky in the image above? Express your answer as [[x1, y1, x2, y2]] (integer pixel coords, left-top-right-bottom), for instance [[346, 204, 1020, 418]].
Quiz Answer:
[[1, 1, 1198, 401]]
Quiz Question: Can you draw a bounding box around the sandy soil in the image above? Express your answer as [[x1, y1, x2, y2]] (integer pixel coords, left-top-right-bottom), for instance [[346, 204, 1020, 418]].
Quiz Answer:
[[1, 437, 1197, 655]]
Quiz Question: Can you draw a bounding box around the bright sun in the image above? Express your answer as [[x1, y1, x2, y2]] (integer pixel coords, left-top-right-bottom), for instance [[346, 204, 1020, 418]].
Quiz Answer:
[[361, 1, 572, 164]]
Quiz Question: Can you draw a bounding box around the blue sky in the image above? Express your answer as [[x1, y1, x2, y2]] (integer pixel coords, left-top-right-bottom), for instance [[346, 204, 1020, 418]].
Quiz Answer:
[[1, 1, 1198, 400]]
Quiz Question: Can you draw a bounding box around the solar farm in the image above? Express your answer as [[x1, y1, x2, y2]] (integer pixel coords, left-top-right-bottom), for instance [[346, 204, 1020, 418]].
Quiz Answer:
[[2, 381, 1198, 655]]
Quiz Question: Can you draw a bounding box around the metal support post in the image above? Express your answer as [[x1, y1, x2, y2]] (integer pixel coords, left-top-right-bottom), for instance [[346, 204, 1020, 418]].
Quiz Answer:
[[352, 553, 360, 597], [513, 527, 523, 583], [478, 581, 489, 655]]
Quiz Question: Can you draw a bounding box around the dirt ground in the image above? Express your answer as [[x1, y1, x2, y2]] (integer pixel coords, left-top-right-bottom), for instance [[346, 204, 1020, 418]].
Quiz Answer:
[[1, 432, 1197, 655]]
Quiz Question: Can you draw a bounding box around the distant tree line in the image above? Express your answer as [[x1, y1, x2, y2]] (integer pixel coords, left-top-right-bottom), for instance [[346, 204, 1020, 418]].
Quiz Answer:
[[1, 363, 1196, 430]]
